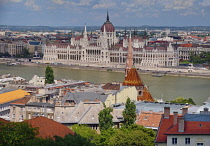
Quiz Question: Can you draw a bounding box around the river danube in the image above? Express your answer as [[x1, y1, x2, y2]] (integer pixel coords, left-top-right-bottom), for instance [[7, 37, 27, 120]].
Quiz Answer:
[[1, 64, 210, 105]]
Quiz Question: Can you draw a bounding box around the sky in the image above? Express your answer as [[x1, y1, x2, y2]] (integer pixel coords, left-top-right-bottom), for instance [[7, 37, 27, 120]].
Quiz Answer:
[[0, 0, 210, 27]]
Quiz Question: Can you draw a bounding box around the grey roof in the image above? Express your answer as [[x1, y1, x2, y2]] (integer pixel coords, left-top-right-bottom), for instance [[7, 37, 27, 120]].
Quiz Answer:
[[26, 102, 55, 107], [78, 105, 103, 124], [65, 101, 104, 124], [0, 88, 16, 94], [62, 92, 108, 104], [184, 114, 210, 122], [112, 109, 124, 122], [28, 41, 41, 46], [115, 101, 192, 114]]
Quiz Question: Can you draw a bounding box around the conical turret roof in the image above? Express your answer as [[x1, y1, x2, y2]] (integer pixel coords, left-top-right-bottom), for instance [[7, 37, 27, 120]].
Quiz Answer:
[[123, 68, 144, 86]]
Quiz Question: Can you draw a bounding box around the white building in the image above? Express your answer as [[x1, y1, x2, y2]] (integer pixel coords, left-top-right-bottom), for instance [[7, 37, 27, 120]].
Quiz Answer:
[[43, 13, 179, 68]]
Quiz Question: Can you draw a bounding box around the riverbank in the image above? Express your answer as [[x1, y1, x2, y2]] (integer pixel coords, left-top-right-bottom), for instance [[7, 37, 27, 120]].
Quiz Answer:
[[1, 58, 210, 78], [18, 61, 210, 79], [1, 62, 210, 105]]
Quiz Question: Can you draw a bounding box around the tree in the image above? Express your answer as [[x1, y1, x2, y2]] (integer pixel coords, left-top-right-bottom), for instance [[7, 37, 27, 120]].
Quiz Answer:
[[45, 66, 54, 84], [98, 105, 113, 131], [0, 122, 38, 145], [169, 97, 196, 105], [123, 97, 136, 127], [108, 124, 155, 146], [71, 124, 97, 142]]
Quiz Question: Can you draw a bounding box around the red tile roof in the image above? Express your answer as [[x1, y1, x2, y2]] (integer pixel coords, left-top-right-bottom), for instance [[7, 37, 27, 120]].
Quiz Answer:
[[156, 114, 210, 143], [138, 87, 154, 101], [24, 117, 74, 139], [10, 97, 31, 105], [155, 115, 173, 143], [123, 68, 144, 86], [165, 121, 210, 135], [180, 43, 193, 47], [102, 83, 120, 90], [136, 111, 162, 128], [0, 118, 9, 125]]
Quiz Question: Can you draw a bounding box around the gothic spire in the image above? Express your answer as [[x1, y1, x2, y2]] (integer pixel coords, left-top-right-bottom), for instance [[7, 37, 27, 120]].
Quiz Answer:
[[106, 10, 109, 21], [84, 23, 88, 39], [125, 31, 133, 77]]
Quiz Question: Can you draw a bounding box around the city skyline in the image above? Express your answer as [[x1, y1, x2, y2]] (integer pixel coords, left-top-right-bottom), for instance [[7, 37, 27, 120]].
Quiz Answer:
[[0, 0, 210, 27]]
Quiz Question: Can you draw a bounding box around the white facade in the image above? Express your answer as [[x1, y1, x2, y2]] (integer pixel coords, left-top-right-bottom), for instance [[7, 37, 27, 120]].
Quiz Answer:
[[167, 135, 210, 146], [29, 75, 45, 86], [43, 17, 179, 67]]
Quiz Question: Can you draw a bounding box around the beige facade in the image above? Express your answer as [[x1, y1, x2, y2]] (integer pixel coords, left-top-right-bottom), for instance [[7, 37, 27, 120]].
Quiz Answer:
[[10, 105, 26, 122], [7, 42, 27, 56], [105, 86, 137, 107]]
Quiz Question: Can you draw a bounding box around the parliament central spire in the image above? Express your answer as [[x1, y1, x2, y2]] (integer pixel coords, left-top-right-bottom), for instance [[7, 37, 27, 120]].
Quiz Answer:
[[125, 31, 133, 77]]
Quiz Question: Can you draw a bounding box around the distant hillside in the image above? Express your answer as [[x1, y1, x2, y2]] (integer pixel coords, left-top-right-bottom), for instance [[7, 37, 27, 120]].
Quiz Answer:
[[0, 25, 210, 32]]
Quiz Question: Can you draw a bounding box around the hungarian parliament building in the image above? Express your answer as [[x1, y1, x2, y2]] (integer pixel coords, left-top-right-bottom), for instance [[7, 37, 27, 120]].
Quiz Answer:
[[43, 13, 179, 68]]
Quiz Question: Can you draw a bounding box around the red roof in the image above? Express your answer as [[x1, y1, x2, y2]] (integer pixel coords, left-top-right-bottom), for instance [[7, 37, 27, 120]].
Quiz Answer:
[[0, 118, 9, 125], [156, 114, 210, 143], [155, 115, 173, 143], [10, 97, 31, 105], [180, 44, 193, 47], [165, 121, 210, 135], [24, 117, 74, 139], [101, 21, 115, 32], [136, 111, 162, 128], [123, 68, 144, 86]]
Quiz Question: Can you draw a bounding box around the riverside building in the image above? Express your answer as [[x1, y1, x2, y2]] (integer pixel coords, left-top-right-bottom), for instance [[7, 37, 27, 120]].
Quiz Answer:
[[43, 12, 179, 68]]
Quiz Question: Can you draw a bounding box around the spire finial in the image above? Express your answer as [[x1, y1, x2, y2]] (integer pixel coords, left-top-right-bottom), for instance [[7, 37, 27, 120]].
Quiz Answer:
[[106, 10, 109, 21]]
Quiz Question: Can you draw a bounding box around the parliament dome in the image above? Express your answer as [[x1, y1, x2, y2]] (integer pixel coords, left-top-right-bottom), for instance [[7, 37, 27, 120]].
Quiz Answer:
[[101, 11, 115, 32]]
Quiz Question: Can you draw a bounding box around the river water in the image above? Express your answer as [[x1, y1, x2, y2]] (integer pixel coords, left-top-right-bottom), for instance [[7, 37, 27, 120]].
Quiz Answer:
[[1, 64, 210, 105]]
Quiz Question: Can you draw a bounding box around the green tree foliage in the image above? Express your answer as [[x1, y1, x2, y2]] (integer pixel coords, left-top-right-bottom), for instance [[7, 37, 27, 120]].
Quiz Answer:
[[190, 51, 210, 64], [169, 97, 196, 105], [71, 124, 97, 142], [98, 105, 113, 131], [26, 134, 95, 146], [0, 122, 38, 146], [45, 66, 54, 84], [0, 52, 11, 58], [109, 124, 155, 146], [93, 128, 116, 146], [15, 48, 30, 58], [123, 97, 136, 127]]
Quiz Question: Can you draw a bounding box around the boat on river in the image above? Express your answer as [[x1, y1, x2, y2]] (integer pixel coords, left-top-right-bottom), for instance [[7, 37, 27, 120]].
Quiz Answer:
[[151, 72, 163, 77], [152, 74, 162, 77]]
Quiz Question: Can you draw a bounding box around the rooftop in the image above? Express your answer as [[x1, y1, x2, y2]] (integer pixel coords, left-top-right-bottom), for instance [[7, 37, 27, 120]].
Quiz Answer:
[[0, 89, 30, 104], [24, 116, 74, 139]]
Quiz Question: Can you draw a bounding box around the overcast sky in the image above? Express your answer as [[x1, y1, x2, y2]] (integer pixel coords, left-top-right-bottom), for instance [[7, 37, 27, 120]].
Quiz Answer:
[[0, 0, 210, 27]]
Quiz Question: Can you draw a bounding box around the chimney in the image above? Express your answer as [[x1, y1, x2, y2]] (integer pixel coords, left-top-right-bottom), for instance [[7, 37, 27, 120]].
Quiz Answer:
[[83, 99, 89, 102], [164, 107, 170, 119], [204, 107, 209, 112], [173, 111, 178, 126], [178, 117, 185, 132], [182, 107, 188, 116]]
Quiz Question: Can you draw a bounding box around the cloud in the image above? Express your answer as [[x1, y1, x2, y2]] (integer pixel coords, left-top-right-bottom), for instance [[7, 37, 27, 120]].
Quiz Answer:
[[50, 0, 92, 6], [180, 11, 197, 16], [200, 0, 210, 6], [51, 0, 65, 5], [25, 0, 40, 11], [92, 0, 116, 9], [47, 7, 56, 10], [0, 0, 22, 3]]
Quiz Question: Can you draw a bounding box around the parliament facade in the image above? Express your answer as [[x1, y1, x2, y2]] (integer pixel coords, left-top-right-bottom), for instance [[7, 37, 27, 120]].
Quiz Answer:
[[43, 13, 179, 68]]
